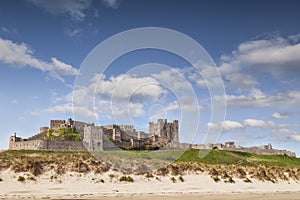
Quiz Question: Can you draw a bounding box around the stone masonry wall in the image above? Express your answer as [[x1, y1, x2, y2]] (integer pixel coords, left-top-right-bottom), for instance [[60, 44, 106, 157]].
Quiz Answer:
[[12, 140, 86, 151]]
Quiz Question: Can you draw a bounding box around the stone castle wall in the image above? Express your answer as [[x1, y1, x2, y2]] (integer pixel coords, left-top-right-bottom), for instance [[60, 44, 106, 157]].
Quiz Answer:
[[234, 148, 296, 157], [11, 140, 86, 151]]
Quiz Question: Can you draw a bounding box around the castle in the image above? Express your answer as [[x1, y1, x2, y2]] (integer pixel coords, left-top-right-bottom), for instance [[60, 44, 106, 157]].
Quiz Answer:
[[9, 118, 179, 152], [8, 118, 296, 157], [189, 141, 296, 157]]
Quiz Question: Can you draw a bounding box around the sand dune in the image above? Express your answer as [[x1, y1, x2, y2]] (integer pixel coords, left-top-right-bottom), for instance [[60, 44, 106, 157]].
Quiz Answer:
[[1, 169, 300, 199]]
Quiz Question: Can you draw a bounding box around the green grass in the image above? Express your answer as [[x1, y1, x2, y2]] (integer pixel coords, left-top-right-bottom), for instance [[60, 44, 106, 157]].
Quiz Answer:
[[1, 149, 299, 169], [175, 149, 300, 167]]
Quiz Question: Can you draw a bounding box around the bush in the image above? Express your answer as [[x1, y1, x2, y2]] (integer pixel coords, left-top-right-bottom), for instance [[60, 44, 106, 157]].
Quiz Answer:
[[18, 176, 25, 182], [0, 178, 3, 182], [156, 167, 169, 176], [27, 177, 36, 181], [119, 176, 134, 182], [145, 172, 154, 178], [179, 176, 184, 182], [243, 178, 252, 183], [225, 177, 235, 183], [211, 176, 220, 182], [99, 179, 105, 183], [170, 177, 176, 183]]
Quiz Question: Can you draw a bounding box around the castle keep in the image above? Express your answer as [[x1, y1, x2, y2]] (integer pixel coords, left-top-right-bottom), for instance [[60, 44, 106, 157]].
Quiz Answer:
[[149, 119, 179, 144]]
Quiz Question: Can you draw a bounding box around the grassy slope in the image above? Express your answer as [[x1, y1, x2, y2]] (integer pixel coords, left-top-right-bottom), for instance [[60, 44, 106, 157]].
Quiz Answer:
[[1, 149, 300, 168], [176, 149, 300, 167]]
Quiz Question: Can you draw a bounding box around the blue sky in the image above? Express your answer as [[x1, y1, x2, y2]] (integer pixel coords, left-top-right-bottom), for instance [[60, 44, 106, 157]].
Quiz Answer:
[[1, 0, 300, 156]]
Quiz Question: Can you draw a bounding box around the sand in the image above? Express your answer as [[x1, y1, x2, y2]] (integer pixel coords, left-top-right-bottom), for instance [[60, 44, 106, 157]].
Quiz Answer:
[[0, 169, 300, 199]]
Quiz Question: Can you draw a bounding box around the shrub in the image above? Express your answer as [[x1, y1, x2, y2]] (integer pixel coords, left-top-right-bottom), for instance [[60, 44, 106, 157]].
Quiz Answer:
[[99, 179, 105, 183], [109, 174, 116, 180], [145, 172, 154, 178], [179, 176, 184, 182], [156, 167, 169, 176], [50, 175, 57, 180], [0, 178, 3, 182], [243, 178, 252, 183], [18, 176, 25, 182], [209, 168, 219, 176], [236, 168, 247, 178], [225, 177, 235, 183], [119, 176, 134, 182], [211, 176, 220, 182], [170, 177, 176, 183], [27, 177, 36, 181]]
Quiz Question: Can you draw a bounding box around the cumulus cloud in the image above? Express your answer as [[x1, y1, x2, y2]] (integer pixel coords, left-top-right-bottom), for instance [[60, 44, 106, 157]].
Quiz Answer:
[[1, 27, 10, 33], [219, 35, 300, 89], [243, 119, 276, 129], [102, 0, 121, 9], [95, 74, 165, 101], [34, 67, 204, 124], [207, 120, 244, 132], [214, 88, 300, 108], [207, 118, 290, 132], [290, 134, 300, 142], [28, 0, 92, 21], [272, 112, 289, 119], [207, 118, 299, 142], [0, 37, 78, 81], [64, 28, 82, 37], [31, 103, 98, 120]]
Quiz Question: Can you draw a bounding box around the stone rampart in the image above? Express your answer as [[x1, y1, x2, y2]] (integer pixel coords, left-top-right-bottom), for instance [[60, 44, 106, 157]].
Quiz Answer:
[[12, 140, 86, 151]]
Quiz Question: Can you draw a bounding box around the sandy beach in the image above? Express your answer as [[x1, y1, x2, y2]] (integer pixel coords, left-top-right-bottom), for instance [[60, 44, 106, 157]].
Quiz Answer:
[[1, 169, 300, 199]]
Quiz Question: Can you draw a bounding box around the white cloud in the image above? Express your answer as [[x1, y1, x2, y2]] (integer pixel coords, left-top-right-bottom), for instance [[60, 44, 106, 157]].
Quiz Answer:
[[272, 112, 288, 119], [207, 120, 244, 132], [102, 0, 121, 9], [272, 128, 300, 142], [28, 0, 92, 21], [243, 119, 276, 129], [35, 68, 203, 123], [243, 119, 266, 128], [31, 103, 97, 119], [224, 73, 258, 89], [214, 88, 300, 108], [1, 27, 10, 33], [0, 37, 78, 81], [207, 118, 299, 144], [95, 74, 165, 101], [165, 101, 179, 112], [50, 57, 78, 76], [288, 34, 300, 43], [65, 28, 82, 37], [219, 35, 300, 88], [111, 102, 145, 118], [290, 134, 300, 142]]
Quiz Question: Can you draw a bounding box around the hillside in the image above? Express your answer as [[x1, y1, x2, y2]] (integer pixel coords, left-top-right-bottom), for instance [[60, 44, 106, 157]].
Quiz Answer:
[[176, 149, 300, 167], [0, 149, 299, 184]]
